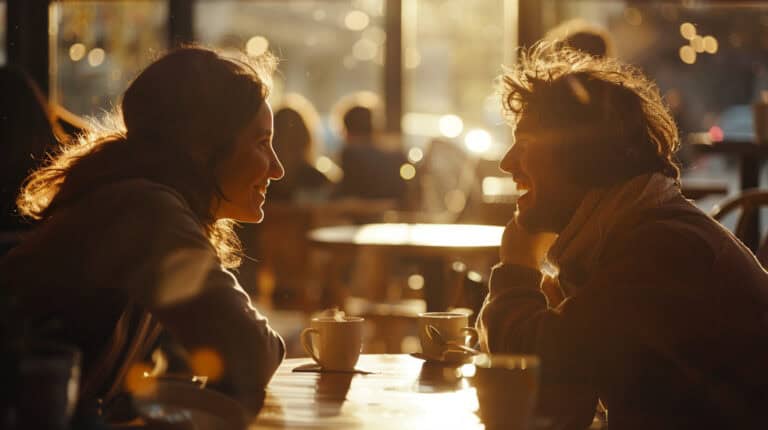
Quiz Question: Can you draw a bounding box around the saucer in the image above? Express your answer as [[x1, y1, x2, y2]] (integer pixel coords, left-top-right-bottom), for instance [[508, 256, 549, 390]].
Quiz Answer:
[[410, 351, 475, 365]]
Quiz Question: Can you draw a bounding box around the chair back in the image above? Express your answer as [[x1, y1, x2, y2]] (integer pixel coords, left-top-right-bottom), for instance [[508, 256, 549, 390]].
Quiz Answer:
[[711, 189, 768, 266]]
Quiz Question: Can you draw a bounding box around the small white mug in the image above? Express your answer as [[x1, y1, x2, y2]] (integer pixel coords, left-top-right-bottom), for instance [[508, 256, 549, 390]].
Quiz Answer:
[[417, 312, 479, 360], [300, 316, 364, 371]]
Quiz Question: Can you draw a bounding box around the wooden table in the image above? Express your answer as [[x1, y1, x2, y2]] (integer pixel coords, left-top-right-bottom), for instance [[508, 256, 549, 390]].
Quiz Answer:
[[308, 223, 503, 311], [251, 354, 484, 429]]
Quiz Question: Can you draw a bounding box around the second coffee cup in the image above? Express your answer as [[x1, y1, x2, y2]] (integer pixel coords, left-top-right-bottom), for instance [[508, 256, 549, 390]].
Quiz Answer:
[[301, 316, 364, 371], [417, 312, 478, 360]]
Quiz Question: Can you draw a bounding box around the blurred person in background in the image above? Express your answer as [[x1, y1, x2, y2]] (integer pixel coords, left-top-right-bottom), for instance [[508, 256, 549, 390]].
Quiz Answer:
[[545, 18, 614, 58], [477, 43, 768, 429], [0, 66, 65, 253], [268, 94, 333, 202], [0, 47, 286, 419], [333, 99, 407, 206]]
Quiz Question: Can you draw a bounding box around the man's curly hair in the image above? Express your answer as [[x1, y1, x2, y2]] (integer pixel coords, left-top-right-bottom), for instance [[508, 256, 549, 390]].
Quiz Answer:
[[501, 41, 680, 186]]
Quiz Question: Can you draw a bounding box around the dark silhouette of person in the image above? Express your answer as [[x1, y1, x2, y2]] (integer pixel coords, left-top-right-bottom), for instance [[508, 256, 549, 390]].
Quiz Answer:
[[545, 18, 613, 58]]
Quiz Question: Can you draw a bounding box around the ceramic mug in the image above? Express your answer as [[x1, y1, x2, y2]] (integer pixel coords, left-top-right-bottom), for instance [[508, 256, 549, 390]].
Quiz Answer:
[[417, 312, 479, 360], [473, 354, 540, 430], [301, 316, 364, 371]]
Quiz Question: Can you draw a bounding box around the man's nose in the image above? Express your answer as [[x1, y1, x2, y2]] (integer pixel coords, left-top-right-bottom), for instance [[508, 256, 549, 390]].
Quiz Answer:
[[499, 144, 520, 174]]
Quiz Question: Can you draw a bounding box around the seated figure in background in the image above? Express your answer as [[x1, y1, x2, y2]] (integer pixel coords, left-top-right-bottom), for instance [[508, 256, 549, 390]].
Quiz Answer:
[[333, 102, 407, 206], [0, 47, 285, 416], [544, 18, 613, 58], [268, 94, 333, 202], [477, 42, 768, 429]]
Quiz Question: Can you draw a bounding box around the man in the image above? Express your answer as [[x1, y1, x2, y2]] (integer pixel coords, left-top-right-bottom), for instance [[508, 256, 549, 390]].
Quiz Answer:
[[477, 43, 768, 429], [333, 104, 407, 204]]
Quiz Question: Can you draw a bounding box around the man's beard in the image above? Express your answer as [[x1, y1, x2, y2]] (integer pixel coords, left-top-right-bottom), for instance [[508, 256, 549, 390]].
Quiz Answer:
[[514, 200, 574, 234]]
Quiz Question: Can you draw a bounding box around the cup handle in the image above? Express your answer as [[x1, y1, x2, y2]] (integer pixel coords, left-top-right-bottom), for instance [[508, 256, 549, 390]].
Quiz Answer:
[[461, 327, 479, 348], [300, 328, 321, 365]]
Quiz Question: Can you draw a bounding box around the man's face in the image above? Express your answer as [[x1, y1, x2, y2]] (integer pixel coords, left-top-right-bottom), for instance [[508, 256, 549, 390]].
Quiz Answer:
[[499, 114, 588, 233]]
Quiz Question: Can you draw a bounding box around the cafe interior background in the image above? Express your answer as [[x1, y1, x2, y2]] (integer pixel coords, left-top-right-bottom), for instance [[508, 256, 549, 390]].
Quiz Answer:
[[3, 0, 768, 357]]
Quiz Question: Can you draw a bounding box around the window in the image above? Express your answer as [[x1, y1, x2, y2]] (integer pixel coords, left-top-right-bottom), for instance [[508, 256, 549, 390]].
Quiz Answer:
[[195, 0, 385, 154], [402, 0, 513, 157], [50, 1, 169, 116]]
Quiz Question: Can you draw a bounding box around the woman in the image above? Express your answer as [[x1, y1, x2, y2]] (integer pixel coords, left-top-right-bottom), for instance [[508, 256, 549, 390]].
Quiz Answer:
[[0, 47, 285, 413]]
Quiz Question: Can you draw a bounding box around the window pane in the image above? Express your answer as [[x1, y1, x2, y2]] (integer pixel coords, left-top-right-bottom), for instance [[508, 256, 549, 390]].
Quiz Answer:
[[403, 0, 510, 156], [194, 0, 385, 153], [50, 1, 169, 116]]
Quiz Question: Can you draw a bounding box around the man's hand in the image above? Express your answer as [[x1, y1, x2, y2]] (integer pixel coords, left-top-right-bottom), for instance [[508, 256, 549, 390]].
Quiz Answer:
[[499, 220, 556, 269]]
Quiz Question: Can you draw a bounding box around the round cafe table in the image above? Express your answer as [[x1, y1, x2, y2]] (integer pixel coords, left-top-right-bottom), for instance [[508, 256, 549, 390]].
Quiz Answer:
[[251, 354, 484, 429], [308, 223, 504, 311]]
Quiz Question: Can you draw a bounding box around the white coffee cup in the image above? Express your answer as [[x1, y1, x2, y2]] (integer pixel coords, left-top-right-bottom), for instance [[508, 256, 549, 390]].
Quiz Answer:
[[417, 312, 479, 360], [300, 316, 364, 371], [473, 354, 540, 430]]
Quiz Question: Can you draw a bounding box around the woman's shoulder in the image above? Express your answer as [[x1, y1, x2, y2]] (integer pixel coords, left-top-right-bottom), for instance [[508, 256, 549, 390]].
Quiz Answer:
[[75, 178, 206, 241], [91, 178, 190, 211]]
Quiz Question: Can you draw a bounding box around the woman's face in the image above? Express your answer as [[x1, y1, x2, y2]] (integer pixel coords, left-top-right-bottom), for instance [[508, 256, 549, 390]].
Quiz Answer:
[[215, 102, 284, 222]]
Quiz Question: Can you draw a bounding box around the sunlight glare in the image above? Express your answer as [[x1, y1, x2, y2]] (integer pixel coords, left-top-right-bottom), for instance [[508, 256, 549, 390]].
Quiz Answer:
[[439, 114, 463, 138], [464, 129, 492, 153], [246, 36, 269, 56]]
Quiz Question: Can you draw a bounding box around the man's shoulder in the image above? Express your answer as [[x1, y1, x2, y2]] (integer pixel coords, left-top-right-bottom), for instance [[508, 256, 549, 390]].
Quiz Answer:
[[605, 203, 722, 265]]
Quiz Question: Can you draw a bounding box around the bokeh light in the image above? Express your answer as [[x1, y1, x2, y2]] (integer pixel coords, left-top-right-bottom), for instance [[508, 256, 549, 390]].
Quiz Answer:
[[464, 129, 492, 153], [87, 48, 105, 67], [124, 363, 156, 396], [680, 22, 697, 40], [353, 38, 378, 61], [400, 163, 416, 180], [316, 156, 333, 173], [345, 10, 370, 31], [190, 348, 224, 382], [679, 45, 696, 64], [408, 147, 424, 163], [703, 36, 719, 54], [246, 36, 269, 56], [438, 114, 463, 138], [69, 43, 86, 61], [408, 274, 425, 290]]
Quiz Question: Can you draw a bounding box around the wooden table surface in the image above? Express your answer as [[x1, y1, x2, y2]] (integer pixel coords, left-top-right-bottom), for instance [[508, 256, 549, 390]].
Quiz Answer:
[[250, 354, 486, 429]]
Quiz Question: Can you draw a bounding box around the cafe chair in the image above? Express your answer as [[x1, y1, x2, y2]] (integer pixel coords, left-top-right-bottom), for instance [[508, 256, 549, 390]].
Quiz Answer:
[[710, 189, 768, 266]]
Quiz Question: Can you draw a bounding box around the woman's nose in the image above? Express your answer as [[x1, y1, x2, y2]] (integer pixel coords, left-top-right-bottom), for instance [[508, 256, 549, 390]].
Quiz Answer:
[[270, 151, 285, 180]]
